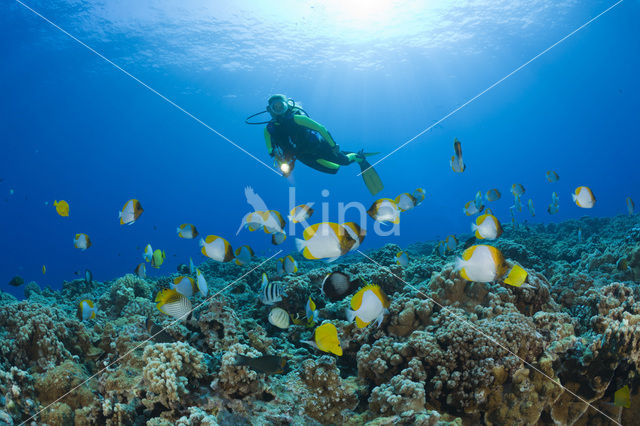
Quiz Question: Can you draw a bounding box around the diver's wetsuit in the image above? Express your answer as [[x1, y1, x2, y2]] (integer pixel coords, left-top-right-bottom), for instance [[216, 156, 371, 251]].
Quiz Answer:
[[264, 111, 357, 174]]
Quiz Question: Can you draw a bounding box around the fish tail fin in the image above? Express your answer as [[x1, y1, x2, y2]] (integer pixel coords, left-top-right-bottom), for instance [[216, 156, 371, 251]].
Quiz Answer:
[[454, 257, 465, 272], [300, 339, 317, 349], [294, 238, 306, 253], [345, 308, 356, 323]]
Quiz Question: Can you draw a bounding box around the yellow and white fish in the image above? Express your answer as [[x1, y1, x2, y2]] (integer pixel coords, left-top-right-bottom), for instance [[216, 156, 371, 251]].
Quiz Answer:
[[412, 188, 426, 205], [241, 211, 267, 232], [54, 200, 69, 217], [288, 203, 315, 223], [275, 258, 284, 275], [134, 263, 146, 278], [143, 244, 153, 262], [572, 186, 595, 208], [546, 170, 559, 183], [234, 245, 254, 266], [155, 288, 192, 321], [268, 307, 290, 329], [627, 197, 635, 216], [306, 297, 319, 323], [196, 268, 208, 297], [262, 210, 286, 234], [547, 203, 559, 215], [511, 184, 525, 197], [176, 223, 199, 239], [367, 198, 400, 224], [301, 322, 342, 356], [199, 235, 234, 262], [271, 232, 287, 245], [295, 222, 358, 262], [445, 235, 458, 251], [396, 251, 409, 267], [464, 201, 484, 216], [510, 195, 522, 213], [474, 190, 484, 211], [171, 276, 197, 298], [119, 199, 143, 225], [77, 299, 96, 321], [73, 233, 91, 250], [450, 138, 466, 173], [42, 265, 46, 275], [151, 249, 166, 268], [472, 213, 503, 240], [485, 189, 501, 202], [527, 199, 535, 216], [283, 255, 298, 274], [394, 193, 417, 212], [455, 245, 527, 286], [346, 283, 390, 328], [341, 222, 366, 252], [552, 192, 559, 205]]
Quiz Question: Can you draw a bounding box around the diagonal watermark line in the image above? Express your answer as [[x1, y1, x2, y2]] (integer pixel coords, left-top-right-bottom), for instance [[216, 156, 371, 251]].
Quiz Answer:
[[14, 0, 279, 175], [20, 251, 282, 426], [356, 250, 621, 426], [358, 0, 626, 176]]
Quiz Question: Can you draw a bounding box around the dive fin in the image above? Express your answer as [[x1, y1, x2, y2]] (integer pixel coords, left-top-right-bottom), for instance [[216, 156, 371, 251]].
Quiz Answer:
[[359, 158, 384, 196]]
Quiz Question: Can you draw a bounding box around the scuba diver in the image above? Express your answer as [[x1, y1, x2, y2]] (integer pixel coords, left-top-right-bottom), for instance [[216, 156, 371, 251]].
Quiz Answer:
[[245, 94, 383, 195]]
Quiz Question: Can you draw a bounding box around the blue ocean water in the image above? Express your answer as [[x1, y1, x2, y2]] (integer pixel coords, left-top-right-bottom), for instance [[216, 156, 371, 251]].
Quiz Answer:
[[1, 0, 638, 299]]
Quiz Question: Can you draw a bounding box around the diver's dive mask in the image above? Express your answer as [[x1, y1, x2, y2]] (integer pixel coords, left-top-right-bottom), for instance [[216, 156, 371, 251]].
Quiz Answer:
[[267, 94, 291, 116]]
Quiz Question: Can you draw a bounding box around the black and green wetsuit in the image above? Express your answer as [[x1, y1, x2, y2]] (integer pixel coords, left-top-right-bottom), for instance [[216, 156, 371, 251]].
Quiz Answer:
[[264, 111, 359, 174]]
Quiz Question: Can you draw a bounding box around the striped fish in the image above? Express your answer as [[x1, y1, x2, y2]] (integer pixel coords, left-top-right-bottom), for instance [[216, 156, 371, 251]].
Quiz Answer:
[[268, 307, 290, 329], [259, 273, 283, 305], [155, 289, 192, 321]]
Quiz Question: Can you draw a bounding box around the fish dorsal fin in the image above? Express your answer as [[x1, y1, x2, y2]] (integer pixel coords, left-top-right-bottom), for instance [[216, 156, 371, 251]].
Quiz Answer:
[[303, 223, 322, 240], [364, 284, 389, 308], [462, 246, 476, 261], [350, 286, 366, 310]]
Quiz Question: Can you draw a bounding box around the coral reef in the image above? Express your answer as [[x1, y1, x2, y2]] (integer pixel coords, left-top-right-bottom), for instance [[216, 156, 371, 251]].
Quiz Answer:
[[1, 214, 639, 424]]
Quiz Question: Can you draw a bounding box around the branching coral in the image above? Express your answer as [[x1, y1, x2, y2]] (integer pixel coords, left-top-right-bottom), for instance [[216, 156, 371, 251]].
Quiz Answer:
[[297, 355, 358, 423], [0, 302, 93, 371], [142, 342, 207, 409]]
